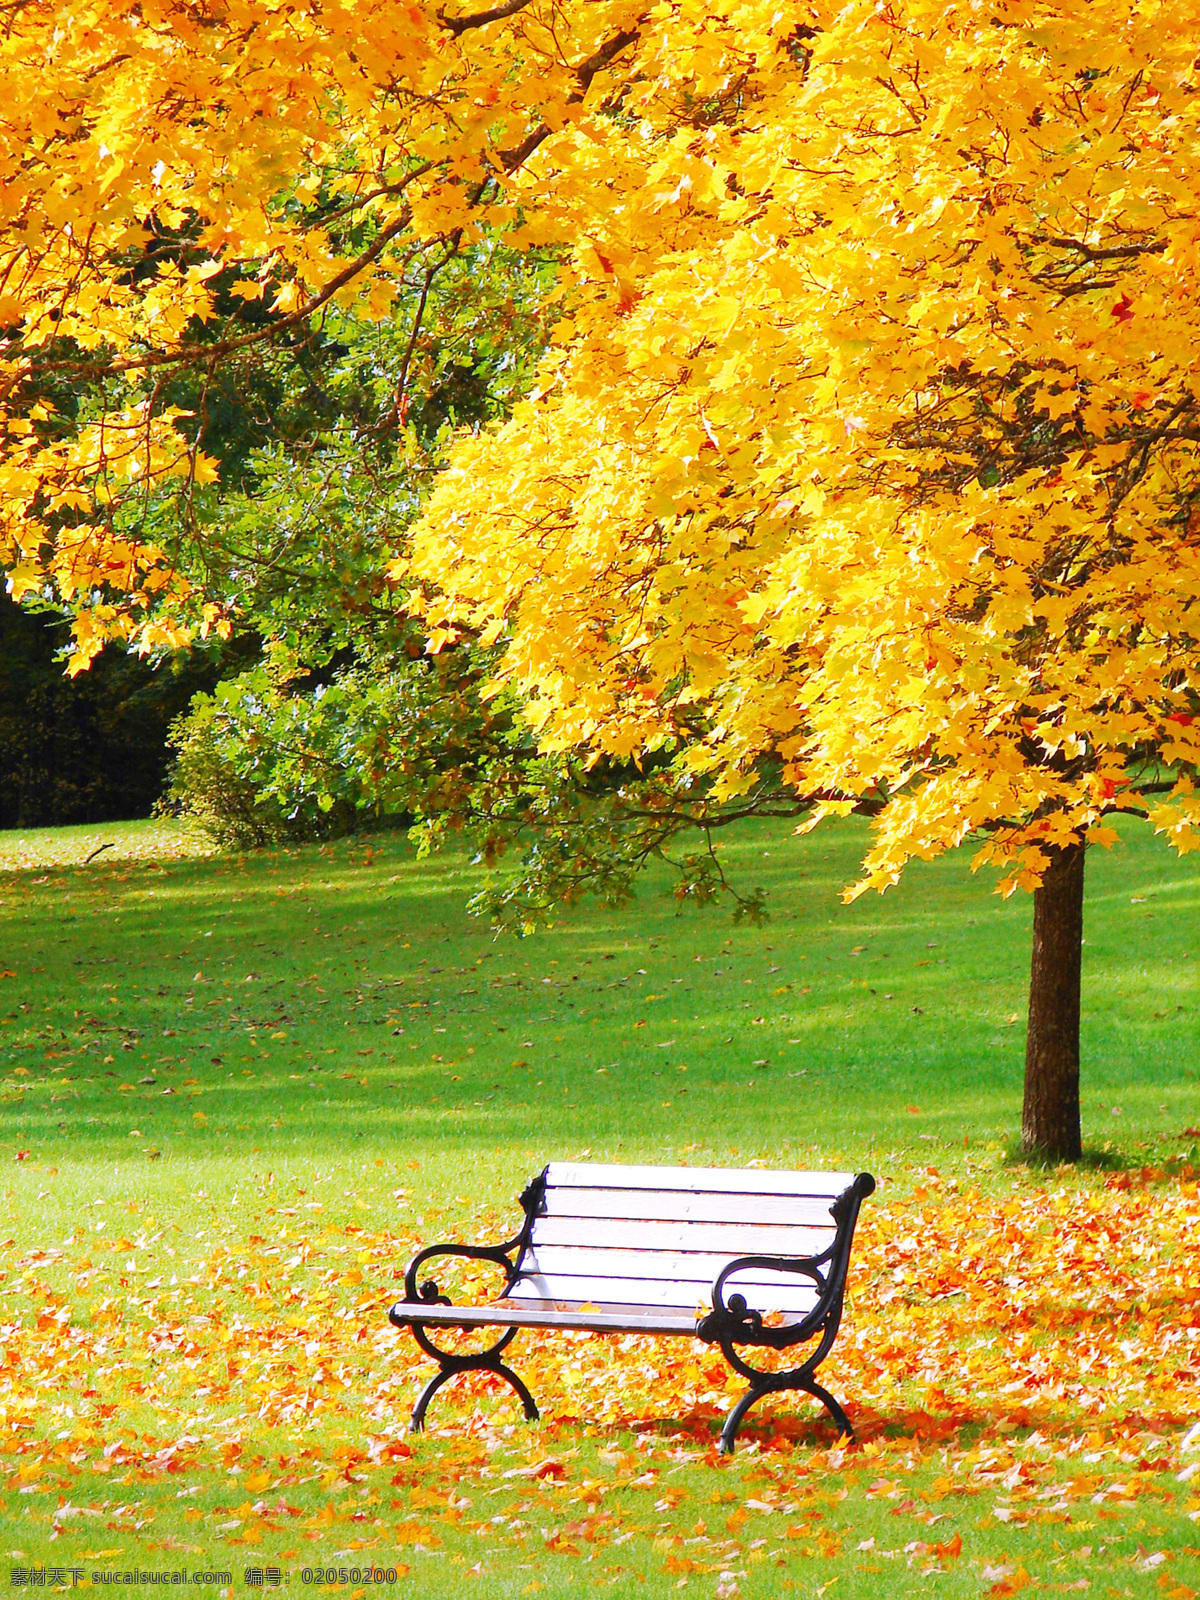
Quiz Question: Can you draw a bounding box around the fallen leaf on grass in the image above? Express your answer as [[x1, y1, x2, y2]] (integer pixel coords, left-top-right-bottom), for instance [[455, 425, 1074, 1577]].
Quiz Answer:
[[543, 1532, 581, 1555], [390, 1522, 441, 1547], [904, 1533, 963, 1560], [504, 1459, 567, 1481], [988, 1566, 1032, 1596]]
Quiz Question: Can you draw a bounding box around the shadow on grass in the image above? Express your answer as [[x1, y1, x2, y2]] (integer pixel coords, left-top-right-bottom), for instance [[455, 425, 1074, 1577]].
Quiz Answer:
[[1002, 1137, 1130, 1172], [467, 1396, 1200, 1456]]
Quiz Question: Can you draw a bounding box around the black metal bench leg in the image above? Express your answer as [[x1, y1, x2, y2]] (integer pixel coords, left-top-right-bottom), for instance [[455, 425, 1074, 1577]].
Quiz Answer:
[[408, 1329, 541, 1434], [719, 1372, 854, 1454], [796, 1373, 853, 1440], [410, 1365, 455, 1434], [493, 1360, 540, 1421], [719, 1380, 772, 1454]]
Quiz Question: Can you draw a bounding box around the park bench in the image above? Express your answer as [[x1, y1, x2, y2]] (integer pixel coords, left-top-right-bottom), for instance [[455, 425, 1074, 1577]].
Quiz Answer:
[[388, 1161, 875, 1452]]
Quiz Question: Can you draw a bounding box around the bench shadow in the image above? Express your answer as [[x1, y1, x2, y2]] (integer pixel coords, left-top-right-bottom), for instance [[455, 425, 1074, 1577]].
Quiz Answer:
[[620, 1398, 1198, 1452]]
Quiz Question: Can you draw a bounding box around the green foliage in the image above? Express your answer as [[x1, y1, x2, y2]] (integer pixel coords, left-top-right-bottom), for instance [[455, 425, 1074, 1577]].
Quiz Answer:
[[161, 689, 312, 849], [439, 752, 792, 932], [150, 236, 574, 850], [163, 643, 514, 847], [132, 238, 558, 657], [164, 663, 380, 845]]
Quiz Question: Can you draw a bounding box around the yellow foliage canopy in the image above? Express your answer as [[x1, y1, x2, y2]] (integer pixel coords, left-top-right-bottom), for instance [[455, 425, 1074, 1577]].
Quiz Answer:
[[411, 0, 1200, 891], [5, 0, 1200, 886]]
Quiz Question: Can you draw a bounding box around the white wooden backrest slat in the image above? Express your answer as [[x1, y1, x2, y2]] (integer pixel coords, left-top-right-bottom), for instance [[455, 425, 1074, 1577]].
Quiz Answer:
[[546, 1162, 853, 1197], [533, 1217, 835, 1257], [537, 1188, 842, 1231]]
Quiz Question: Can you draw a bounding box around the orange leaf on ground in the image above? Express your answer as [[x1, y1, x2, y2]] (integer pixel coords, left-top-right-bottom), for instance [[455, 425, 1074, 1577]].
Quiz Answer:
[[990, 1566, 1033, 1596]]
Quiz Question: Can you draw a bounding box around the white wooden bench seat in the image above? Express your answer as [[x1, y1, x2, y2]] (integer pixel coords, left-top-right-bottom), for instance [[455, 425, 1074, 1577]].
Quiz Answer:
[[388, 1161, 875, 1452]]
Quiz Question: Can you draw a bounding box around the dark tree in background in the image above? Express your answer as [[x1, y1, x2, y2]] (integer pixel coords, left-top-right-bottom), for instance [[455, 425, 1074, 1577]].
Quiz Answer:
[[0, 592, 236, 829]]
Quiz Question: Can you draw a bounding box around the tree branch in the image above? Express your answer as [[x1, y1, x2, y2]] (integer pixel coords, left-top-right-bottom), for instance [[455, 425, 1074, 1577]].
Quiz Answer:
[[1027, 233, 1167, 262], [498, 24, 642, 172], [437, 0, 538, 36]]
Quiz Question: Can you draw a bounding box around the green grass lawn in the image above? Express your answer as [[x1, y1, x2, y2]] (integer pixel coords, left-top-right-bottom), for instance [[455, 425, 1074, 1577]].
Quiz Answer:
[[3, 811, 1197, 1203], [0, 813, 1197, 1596]]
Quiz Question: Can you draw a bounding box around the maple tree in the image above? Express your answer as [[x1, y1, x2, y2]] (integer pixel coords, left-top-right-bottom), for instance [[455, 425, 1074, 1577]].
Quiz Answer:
[[5, 0, 1200, 1160], [408, 1, 1200, 1163]]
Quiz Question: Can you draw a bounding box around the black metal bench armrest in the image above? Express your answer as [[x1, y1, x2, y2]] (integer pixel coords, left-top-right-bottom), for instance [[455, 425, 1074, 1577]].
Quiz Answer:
[[697, 1173, 875, 1350], [392, 1242, 520, 1322], [391, 1168, 548, 1323], [697, 1254, 829, 1349]]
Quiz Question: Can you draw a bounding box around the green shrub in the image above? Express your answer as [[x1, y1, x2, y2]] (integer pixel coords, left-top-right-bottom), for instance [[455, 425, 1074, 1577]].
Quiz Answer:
[[161, 666, 373, 847]]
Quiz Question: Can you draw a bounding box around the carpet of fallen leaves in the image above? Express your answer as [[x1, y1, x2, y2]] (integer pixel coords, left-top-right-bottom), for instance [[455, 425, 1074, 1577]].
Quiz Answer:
[[2, 1169, 1198, 1597]]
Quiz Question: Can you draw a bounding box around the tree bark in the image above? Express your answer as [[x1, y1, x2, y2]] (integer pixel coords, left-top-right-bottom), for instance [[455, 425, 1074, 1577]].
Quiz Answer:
[[1022, 836, 1086, 1162]]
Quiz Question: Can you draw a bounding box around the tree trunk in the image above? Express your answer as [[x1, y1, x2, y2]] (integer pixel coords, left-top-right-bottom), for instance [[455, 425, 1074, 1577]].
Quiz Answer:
[[1022, 836, 1086, 1162]]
